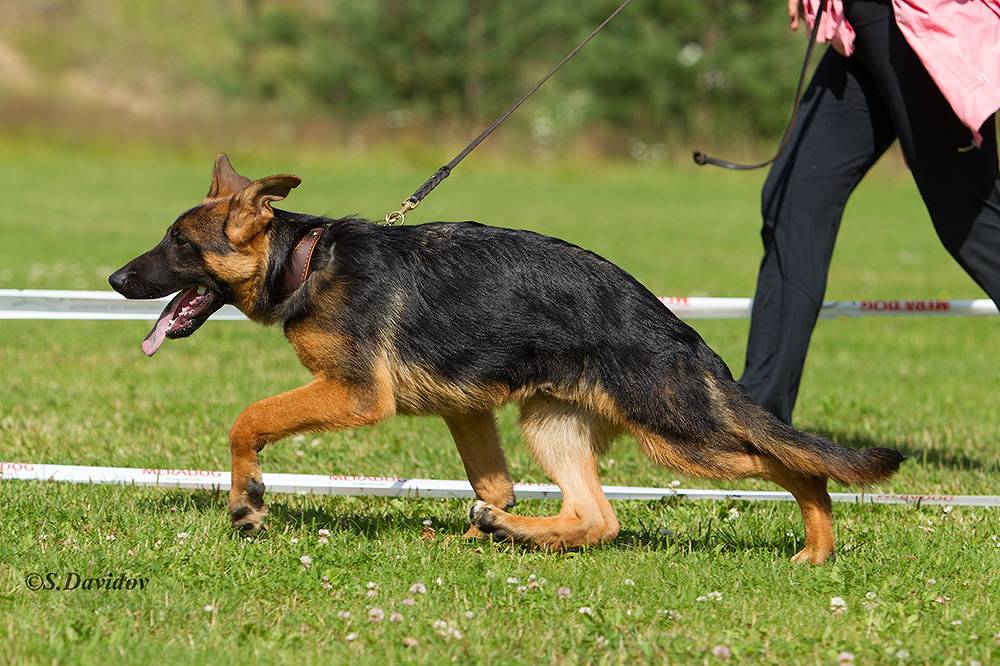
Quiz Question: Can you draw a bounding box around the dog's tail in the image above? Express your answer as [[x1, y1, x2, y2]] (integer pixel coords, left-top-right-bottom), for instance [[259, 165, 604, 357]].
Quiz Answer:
[[722, 382, 904, 486]]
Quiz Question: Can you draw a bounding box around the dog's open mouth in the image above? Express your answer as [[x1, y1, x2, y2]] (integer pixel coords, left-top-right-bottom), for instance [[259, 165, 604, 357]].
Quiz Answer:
[[142, 286, 224, 357]]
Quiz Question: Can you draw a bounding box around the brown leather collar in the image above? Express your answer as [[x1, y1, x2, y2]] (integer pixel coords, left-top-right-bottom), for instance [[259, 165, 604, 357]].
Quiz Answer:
[[276, 226, 325, 302]]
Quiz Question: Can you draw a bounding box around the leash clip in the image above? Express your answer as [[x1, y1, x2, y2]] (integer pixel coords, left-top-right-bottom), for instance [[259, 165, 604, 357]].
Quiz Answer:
[[384, 199, 418, 226]]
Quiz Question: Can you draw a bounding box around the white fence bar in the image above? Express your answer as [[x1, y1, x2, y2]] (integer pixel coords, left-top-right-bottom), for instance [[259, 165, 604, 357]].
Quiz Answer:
[[1, 463, 996, 507], [0, 290, 996, 321], [657, 296, 998, 319]]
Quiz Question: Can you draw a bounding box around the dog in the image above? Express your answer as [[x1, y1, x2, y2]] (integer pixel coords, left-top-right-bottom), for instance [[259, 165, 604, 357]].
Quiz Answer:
[[109, 154, 903, 563]]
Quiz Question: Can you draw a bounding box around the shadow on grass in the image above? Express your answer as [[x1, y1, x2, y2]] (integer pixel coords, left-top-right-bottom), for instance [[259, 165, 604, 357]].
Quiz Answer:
[[134, 487, 228, 513], [266, 502, 450, 538], [615, 512, 803, 558], [137, 490, 802, 558], [272, 501, 803, 558], [815, 429, 997, 473]]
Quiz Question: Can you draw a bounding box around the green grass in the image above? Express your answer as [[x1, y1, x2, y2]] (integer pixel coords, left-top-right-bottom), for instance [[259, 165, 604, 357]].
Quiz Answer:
[[1, 144, 998, 664]]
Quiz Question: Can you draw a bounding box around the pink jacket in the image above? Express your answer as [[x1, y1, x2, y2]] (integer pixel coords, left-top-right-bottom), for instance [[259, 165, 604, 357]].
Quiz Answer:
[[804, 0, 1000, 146]]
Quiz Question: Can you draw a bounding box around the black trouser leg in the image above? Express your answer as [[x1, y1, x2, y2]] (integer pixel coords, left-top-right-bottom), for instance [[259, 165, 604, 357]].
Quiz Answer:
[[739, 48, 896, 424], [845, 0, 1000, 306], [741, 0, 1000, 425]]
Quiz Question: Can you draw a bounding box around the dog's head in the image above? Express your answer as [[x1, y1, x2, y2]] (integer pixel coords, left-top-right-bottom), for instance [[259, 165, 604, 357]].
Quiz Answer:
[[109, 154, 300, 356]]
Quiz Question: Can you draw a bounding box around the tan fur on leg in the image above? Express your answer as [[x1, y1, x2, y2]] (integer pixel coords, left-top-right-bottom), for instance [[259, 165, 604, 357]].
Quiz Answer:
[[470, 396, 619, 549], [443, 411, 515, 538], [228, 377, 394, 532], [764, 462, 835, 564]]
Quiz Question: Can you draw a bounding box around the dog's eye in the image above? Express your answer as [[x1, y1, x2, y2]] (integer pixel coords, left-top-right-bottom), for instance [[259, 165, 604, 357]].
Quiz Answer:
[[170, 230, 189, 247]]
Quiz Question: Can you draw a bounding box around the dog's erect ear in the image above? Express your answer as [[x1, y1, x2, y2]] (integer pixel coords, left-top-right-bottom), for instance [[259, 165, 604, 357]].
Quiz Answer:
[[225, 174, 302, 246], [207, 153, 252, 199]]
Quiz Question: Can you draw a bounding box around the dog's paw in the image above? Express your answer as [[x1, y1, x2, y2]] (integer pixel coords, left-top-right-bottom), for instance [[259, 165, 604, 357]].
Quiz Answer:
[[462, 524, 487, 539], [469, 500, 510, 542], [229, 503, 268, 535], [790, 545, 833, 565]]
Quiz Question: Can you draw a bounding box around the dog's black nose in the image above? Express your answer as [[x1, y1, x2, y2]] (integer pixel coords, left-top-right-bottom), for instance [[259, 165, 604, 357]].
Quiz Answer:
[[108, 268, 131, 294]]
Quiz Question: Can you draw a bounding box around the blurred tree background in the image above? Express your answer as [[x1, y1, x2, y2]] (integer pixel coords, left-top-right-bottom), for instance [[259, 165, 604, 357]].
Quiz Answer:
[[0, 0, 804, 157]]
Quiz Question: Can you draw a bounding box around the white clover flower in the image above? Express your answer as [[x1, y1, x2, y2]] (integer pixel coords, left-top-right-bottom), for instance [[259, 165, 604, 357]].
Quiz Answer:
[[623, 578, 635, 586], [837, 651, 855, 664], [410, 582, 427, 594], [318, 528, 331, 537], [368, 608, 384, 622], [389, 612, 403, 623], [670, 480, 681, 488], [677, 42, 704, 67], [345, 632, 358, 642], [337, 610, 350, 619], [866, 591, 877, 600], [402, 597, 416, 606], [830, 596, 847, 614], [403, 637, 418, 647], [366, 581, 378, 590], [422, 519, 433, 526], [506, 576, 519, 585], [578, 606, 593, 615], [557, 586, 572, 599], [176, 532, 190, 541], [203, 604, 215, 613], [299, 555, 313, 568], [712, 645, 732, 660]]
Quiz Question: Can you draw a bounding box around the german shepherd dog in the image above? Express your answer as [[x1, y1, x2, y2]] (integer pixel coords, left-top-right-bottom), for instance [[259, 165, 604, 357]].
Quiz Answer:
[[109, 155, 903, 564]]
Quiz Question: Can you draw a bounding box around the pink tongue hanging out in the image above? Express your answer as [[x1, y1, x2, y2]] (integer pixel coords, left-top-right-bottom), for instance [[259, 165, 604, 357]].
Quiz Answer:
[[141, 287, 205, 357]]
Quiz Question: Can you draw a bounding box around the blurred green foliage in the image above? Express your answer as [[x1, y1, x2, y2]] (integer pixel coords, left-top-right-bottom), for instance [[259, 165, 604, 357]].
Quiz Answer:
[[231, 0, 803, 140], [0, 0, 806, 145]]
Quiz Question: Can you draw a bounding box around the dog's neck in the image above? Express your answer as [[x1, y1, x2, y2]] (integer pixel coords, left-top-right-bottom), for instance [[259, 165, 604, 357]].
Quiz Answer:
[[274, 226, 324, 303], [259, 211, 337, 317]]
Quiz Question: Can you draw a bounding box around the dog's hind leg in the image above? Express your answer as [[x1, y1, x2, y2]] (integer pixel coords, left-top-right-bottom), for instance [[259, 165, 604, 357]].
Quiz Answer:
[[444, 411, 515, 538], [634, 429, 836, 564], [761, 460, 835, 564], [228, 378, 394, 533], [469, 396, 620, 549]]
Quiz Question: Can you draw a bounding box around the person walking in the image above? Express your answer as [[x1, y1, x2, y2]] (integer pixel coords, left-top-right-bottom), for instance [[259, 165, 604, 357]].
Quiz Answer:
[[739, 0, 1000, 424]]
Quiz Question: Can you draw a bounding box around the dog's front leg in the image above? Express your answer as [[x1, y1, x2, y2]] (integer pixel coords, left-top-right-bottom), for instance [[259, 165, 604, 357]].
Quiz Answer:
[[228, 377, 394, 533]]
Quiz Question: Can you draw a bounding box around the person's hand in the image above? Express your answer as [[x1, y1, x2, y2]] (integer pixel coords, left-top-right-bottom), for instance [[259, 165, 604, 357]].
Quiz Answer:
[[788, 0, 801, 30]]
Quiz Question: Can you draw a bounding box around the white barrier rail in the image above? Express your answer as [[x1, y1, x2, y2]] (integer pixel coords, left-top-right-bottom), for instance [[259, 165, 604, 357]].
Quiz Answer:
[[0, 289, 996, 321], [1, 463, 997, 507]]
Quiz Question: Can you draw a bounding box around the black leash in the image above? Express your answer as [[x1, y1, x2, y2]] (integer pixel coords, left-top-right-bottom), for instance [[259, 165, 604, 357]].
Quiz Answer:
[[384, 0, 634, 224], [692, 0, 828, 170]]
